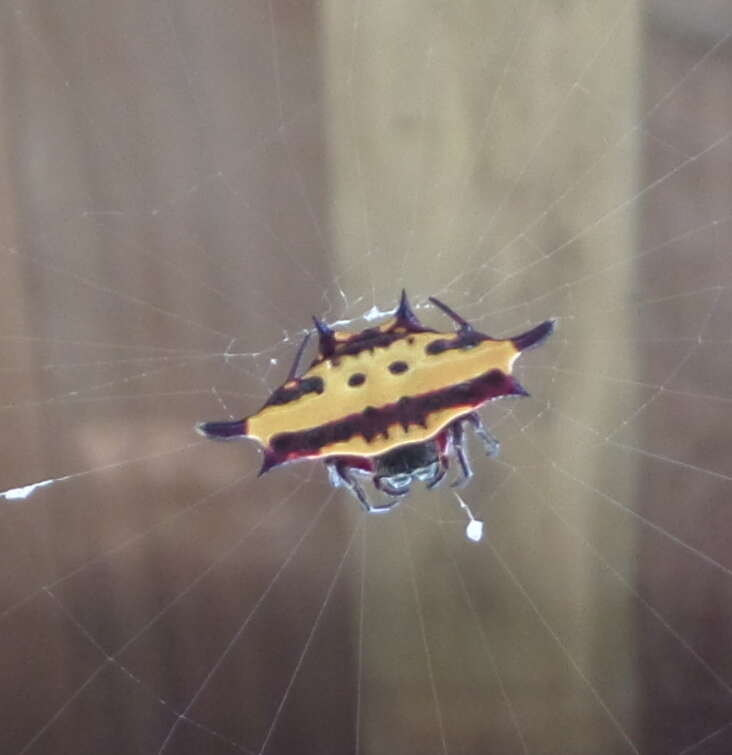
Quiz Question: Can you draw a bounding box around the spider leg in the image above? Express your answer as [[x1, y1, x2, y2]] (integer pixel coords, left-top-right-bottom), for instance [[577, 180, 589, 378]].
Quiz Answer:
[[374, 479, 411, 498], [326, 461, 344, 489], [424, 430, 450, 489], [465, 411, 500, 457], [326, 460, 375, 512], [424, 458, 448, 490], [449, 420, 474, 488], [372, 477, 409, 510]]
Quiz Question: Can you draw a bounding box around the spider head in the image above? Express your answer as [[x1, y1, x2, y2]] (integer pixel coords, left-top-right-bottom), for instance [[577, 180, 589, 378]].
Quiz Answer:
[[373, 440, 444, 497]]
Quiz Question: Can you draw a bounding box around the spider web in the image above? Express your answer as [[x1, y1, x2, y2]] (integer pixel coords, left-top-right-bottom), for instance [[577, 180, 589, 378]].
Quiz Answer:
[[2, 1, 732, 753]]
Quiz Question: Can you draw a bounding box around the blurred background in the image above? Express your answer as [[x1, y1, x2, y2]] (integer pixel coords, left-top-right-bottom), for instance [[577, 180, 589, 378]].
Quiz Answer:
[[1, 2, 732, 753]]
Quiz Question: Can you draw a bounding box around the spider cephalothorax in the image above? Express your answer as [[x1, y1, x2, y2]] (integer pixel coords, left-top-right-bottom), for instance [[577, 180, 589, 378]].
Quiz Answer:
[[196, 291, 554, 512]]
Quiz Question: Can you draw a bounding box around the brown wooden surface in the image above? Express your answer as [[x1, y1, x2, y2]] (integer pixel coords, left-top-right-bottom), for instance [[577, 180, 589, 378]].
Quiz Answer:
[[638, 8, 732, 753], [322, 2, 641, 752], [0, 2, 731, 754]]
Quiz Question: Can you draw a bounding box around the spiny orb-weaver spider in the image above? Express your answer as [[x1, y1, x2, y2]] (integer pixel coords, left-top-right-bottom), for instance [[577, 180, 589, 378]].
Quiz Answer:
[[196, 291, 554, 517]]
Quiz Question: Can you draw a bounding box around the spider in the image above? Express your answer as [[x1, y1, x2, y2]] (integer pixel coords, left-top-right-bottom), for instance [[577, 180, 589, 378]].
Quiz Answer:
[[196, 291, 554, 514]]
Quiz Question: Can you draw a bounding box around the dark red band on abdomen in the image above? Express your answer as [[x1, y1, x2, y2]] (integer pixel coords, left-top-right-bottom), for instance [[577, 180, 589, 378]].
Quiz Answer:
[[264, 368, 525, 471]]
